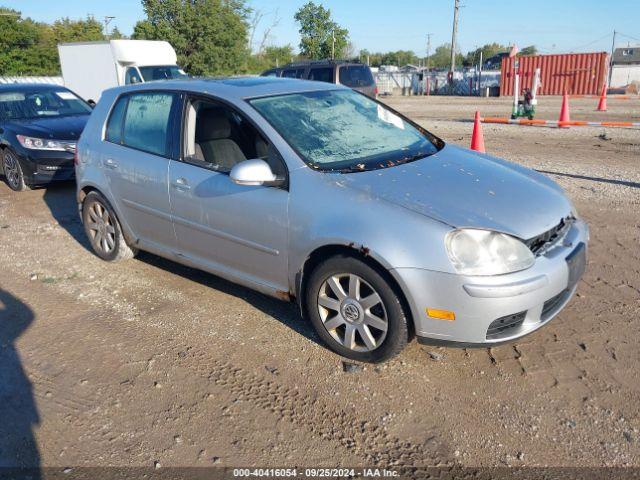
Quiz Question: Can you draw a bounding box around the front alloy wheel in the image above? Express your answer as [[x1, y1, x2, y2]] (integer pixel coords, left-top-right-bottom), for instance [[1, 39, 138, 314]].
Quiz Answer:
[[317, 273, 388, 352], [306, 255, 409, 363], [3, 150, 29, 191]]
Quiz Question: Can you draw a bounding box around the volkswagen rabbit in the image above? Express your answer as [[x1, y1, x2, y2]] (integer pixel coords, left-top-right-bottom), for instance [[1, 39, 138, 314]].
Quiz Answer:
[[75, 78, 588, 362]]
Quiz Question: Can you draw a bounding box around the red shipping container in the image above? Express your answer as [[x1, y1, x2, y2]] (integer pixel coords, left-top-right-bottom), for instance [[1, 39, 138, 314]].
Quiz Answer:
[[500, 52, 608, 96]]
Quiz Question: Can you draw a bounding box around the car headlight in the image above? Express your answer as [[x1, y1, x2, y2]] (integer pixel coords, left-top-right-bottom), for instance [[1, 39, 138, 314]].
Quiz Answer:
[[445, 229, 535, 276], [17, 135, 68, 151]]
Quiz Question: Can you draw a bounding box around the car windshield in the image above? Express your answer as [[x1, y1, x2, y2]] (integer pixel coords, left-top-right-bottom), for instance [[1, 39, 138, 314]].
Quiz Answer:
[[138, 65, 189, 82], [249, 89, 441, 171], [0, 88, 92, 121]]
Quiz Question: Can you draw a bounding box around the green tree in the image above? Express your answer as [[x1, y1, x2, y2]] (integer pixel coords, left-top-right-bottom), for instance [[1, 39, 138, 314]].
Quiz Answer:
[[247, 44, 296, 73], [109, 26, 126, 39], [427, 43, 463, 69], [294, 1, 348, 59], [519, 45, 538, 56], [51, 16, 104, 43], [464, 43, 509, 66], [133, 0, 251, 76], [0, 9, 113, 76]]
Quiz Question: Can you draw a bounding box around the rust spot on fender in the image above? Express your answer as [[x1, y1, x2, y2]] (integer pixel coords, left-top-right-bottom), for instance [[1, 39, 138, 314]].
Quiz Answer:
[[276, 290, 291, 301]]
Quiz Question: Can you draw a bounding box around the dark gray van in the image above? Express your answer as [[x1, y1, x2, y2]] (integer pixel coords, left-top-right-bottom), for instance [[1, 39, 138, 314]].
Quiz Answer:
[[261, 60, 377, 98]]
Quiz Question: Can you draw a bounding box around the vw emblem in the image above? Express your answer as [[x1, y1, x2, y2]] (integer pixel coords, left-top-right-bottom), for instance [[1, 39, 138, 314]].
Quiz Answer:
[[343, 303, 360, 322]]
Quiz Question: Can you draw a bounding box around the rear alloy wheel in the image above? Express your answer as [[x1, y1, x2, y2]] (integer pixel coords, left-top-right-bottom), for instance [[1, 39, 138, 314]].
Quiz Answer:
[[2, 149, 30, 192], [306, 255, 409, 363], [82, 191, 136, 262]]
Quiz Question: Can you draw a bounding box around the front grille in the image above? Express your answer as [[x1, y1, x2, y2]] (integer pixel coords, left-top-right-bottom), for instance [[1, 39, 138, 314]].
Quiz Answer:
[[486, 311, 527, 340], [525, 217, 574, 256], [542, 289, 570, 320]]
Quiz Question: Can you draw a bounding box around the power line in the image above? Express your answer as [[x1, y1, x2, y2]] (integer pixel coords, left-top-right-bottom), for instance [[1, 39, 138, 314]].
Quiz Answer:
[[617, 31, 640, 44], [566, 33, 611, 52]]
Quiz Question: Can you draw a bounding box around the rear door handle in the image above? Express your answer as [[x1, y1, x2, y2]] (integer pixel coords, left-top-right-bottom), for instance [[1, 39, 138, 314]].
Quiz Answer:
[[172, 177, 191, 191], [104, 158, 118, 169]]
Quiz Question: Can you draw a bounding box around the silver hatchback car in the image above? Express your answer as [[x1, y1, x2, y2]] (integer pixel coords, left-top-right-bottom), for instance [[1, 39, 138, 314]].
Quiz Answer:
[[76, 78, 588, 362]]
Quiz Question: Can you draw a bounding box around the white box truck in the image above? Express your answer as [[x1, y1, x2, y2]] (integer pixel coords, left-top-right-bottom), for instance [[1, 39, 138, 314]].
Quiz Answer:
[[58, 40, 187, 104]]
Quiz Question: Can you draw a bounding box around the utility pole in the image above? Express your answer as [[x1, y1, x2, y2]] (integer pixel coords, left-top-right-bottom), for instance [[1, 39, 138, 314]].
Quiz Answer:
[[103, 16, 115, 39], [332, 30, 336, 60], [426, 33, 432, 71], [608, 30, 617, 87], [449, 0, 460, 77]]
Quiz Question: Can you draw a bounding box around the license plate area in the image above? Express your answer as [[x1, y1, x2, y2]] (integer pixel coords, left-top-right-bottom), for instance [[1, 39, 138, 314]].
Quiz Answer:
[[566, 242, 586, 287]]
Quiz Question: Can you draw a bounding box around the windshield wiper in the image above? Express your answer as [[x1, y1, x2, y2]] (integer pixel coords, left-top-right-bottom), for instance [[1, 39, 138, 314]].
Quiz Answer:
[[330, 151, 432, 174]]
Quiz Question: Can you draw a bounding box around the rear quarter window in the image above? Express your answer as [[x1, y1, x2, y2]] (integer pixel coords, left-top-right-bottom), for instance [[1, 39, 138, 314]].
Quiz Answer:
[[338, 65, 374, 88], [105, 96, 128, 144]]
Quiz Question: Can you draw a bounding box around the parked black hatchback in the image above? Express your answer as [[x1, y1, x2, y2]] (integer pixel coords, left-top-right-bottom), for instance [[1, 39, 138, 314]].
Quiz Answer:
[[0, 83, 92, 191], [261, 60, 377, 98]]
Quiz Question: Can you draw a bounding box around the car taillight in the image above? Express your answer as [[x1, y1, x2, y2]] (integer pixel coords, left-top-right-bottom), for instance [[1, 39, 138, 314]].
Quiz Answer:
[[374, 86, 379, 97]]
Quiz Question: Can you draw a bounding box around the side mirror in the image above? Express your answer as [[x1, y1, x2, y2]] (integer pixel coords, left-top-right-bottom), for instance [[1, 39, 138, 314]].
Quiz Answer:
[[87, 99, 96, 108], [230, 159, 278, 186]]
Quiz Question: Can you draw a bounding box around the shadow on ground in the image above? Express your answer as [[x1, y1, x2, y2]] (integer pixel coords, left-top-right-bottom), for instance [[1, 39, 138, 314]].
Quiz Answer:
[[41, 182, 93, 253], [40, 183, 322, 350], [0, 288, 40, 478], [137, 252, 322, 348], [538, 169, 640, 189]]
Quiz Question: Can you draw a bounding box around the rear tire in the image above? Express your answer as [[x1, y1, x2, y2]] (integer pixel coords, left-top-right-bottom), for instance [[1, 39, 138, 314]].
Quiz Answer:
[[82, 191, 136, 262], [2, 149, 30, 192], [305, 255, 409, 363]]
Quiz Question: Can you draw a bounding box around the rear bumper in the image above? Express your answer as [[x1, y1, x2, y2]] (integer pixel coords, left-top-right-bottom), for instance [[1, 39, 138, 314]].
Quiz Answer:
[[392, 219, 589, 345]]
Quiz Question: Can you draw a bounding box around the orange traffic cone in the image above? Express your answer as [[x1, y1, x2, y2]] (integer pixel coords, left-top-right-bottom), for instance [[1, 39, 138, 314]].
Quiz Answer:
[[597, 83, 607, 111], [470, 111, 485, 153], [559, 93, 571, 128]]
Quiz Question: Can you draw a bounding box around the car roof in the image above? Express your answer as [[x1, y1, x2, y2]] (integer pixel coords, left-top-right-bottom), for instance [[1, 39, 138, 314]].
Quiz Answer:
[[104, 76, 347, 100], [0, 83, 67, 92]]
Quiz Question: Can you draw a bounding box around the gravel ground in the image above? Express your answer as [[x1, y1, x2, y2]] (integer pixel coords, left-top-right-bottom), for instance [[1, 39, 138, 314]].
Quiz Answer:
[[0, 95, 639, 471]]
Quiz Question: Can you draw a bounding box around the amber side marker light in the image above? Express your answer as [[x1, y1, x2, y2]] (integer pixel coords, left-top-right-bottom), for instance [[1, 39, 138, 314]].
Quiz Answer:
[[426, 308, 456, 321]]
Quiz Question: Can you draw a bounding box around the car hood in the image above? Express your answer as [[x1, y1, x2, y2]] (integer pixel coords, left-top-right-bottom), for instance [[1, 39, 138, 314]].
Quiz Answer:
[[335, 144, 572, 240], [4, 114, 89, 141]]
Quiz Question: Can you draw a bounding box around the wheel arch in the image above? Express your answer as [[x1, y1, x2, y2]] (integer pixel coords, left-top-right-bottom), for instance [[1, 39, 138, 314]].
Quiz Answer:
[[77, 183, 138, 247], [296, 244, 415, 340]]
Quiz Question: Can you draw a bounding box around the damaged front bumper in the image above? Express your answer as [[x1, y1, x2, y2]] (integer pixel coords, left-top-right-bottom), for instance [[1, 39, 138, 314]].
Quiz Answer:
[[391, 218, 589, 346]]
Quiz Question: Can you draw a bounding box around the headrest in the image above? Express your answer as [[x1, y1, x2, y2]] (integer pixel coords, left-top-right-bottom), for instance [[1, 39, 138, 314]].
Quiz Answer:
[[196, 108, 231, 141]]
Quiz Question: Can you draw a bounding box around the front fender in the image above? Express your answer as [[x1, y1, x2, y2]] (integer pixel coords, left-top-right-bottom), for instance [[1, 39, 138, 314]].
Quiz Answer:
[[287, 168, 455, 290]]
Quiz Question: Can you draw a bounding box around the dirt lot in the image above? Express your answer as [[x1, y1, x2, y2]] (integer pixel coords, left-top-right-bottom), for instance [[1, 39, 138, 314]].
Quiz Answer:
[[1, 95, 639, 471]]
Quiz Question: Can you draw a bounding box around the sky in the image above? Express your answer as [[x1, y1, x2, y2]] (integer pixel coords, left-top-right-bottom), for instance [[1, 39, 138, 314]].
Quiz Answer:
[[4, 0, 640, 56]]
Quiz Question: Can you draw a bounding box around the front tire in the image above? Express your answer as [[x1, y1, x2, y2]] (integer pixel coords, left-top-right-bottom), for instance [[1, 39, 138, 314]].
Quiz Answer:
[[82, 191, 136, 262], [2, 149, 30, 192], [305, 255, 409, 363]]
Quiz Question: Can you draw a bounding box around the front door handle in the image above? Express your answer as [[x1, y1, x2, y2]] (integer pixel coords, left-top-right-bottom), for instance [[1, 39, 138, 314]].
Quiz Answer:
[[172, 177, 191, 191], [104, 158, 118, 169]]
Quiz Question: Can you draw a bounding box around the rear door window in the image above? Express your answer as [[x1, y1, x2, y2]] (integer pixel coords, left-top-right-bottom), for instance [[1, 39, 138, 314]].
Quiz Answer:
[[309, 67, 334, 83], [339, 65, 375, 87], [121, 92, 177, 157]]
